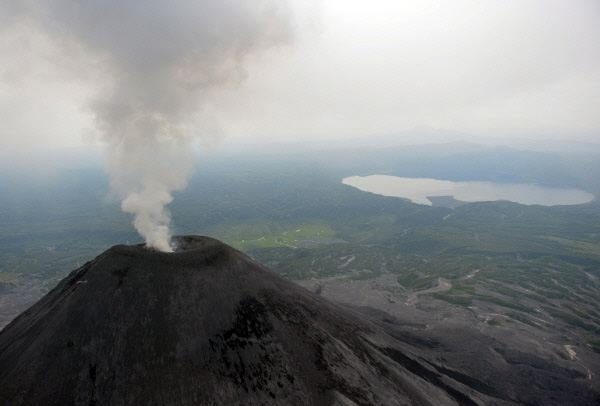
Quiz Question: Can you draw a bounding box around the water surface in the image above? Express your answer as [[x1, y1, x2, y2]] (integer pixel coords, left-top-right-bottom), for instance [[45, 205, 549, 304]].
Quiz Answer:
[[342, 175, 594, 206]]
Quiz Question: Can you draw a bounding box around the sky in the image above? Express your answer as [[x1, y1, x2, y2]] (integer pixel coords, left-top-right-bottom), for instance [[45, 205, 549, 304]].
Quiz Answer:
[[1, 0, 599, 155]]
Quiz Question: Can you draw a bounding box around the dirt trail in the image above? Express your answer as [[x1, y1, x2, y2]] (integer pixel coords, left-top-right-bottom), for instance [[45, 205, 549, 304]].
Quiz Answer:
[[405, 278, 452, 305]]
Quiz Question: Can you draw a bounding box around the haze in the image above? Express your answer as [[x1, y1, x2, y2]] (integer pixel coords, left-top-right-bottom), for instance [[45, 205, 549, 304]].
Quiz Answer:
[[1, 0, 599, 155]]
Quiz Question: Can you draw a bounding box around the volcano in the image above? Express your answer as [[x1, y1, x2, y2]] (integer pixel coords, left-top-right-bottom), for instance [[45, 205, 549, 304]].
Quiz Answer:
[[0, 236, 597, 405]]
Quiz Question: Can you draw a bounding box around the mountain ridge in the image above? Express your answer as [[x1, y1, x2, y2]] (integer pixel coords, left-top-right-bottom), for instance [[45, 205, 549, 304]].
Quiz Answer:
[[0, 236, 597, 405]]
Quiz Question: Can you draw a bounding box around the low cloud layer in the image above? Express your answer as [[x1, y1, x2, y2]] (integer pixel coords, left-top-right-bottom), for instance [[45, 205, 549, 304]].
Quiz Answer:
[[213, 0, 600, 142]]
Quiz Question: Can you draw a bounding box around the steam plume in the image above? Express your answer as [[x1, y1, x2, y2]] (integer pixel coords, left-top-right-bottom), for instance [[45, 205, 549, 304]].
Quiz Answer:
[[14, 0, 293, 251]]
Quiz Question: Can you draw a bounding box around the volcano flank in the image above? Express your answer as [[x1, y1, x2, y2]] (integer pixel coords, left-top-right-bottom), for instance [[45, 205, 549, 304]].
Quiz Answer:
[[0, 236, 597, 405]]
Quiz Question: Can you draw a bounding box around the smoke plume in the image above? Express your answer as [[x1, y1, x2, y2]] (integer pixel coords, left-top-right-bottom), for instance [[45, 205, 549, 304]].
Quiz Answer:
[[11, 0, 293, 251]]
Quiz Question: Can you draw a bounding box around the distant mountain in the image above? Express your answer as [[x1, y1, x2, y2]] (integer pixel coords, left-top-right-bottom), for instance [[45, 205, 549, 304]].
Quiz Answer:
[[0, 236, 597, 405]]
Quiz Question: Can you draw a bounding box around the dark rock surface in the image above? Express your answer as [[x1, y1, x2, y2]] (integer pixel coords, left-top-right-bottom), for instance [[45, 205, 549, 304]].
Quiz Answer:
[[0, 236, 598, 405]]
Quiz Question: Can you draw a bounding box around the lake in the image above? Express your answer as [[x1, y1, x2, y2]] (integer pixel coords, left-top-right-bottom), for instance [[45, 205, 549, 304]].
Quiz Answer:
[[342, 175, 595, 207]]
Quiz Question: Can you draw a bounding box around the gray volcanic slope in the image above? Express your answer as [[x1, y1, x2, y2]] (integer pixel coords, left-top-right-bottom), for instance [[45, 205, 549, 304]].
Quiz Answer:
[[0, 236, 597, 405]]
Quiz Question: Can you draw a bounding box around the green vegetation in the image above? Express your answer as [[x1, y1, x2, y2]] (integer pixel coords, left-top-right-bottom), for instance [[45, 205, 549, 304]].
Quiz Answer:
[[224, 224, 335, 250], [486, 318, 503, 326], [1, 155, 600, 337], [586, 337, 600, 354]]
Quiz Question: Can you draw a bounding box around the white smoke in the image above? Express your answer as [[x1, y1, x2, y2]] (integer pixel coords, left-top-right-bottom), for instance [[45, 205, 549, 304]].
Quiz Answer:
[[8, 0, 294, 251]]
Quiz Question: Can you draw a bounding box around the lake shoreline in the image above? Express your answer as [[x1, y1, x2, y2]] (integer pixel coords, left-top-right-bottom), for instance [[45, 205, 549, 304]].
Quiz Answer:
[[342, 175, 595, 207]]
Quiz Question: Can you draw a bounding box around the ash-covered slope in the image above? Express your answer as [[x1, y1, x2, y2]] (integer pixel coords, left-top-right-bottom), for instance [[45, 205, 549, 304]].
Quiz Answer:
[[0, 236, 596, 405]]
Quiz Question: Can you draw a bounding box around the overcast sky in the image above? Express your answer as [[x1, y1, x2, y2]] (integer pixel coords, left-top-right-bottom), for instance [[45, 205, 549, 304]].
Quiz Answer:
[[1, 0, 599, 154]]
